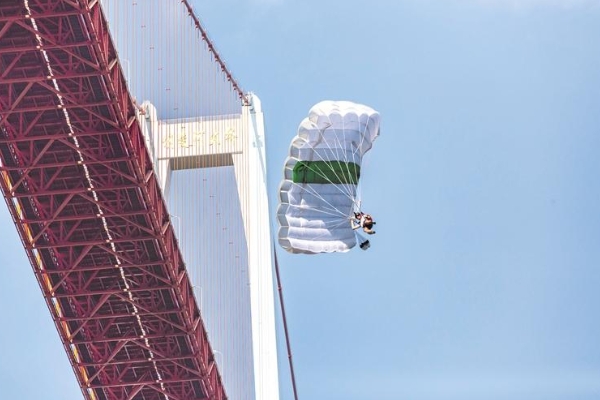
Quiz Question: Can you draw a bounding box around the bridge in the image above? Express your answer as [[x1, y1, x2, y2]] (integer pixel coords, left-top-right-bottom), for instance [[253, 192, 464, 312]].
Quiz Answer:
[[0, 1, 280, 399]]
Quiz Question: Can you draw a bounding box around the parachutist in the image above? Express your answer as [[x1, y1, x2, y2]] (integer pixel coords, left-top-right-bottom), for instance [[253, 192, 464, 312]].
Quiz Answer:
[[352, 212, 376, 235], [276, 100, 380, 254]]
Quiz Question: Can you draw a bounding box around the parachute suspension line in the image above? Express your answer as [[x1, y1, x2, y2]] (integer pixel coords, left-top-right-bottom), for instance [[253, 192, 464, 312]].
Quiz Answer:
[[295, 175, 354, 215], [336, 112, 373, 204], [273, 247, 300, 400], [335, 111, 378, 216], [310, 129, 358, 203], [296, 150, 356, 204], [291, 137, 358, 220], [302, 109, 378, 218], [309, 219, 356, 242], [291, 182, 348, 217], [289, 136, 357, 218], [322, 123, 362, 199], [285, 158, 357, 240]]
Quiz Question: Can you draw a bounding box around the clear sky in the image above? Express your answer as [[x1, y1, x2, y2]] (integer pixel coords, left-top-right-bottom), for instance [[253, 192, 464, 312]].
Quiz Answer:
[[1, 1, 600, 399]]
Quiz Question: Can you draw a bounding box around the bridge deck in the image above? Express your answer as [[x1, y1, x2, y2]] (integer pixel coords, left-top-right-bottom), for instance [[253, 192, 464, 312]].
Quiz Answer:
[[0, 1, 225, 399]]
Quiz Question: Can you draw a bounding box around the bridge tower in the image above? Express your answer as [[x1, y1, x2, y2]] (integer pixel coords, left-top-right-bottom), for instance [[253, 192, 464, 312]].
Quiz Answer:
[[138, 94, 279, 400]]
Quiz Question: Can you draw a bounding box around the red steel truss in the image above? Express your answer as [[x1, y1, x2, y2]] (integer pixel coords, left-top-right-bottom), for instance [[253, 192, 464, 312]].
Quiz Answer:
[[0, 1, 227, 399]]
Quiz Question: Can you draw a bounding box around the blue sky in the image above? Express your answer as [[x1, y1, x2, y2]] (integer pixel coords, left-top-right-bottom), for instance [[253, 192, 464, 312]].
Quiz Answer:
[[1, 0, 600, 399], [199, 0, 600, 399]]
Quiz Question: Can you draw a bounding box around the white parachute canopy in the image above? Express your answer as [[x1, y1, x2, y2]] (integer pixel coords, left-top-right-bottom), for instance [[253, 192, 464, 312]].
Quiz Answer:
[[277, 100, 381, 254]]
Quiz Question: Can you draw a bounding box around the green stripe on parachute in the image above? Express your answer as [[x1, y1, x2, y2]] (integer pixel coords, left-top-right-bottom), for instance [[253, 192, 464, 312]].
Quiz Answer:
[[292, 161, 361, 184]]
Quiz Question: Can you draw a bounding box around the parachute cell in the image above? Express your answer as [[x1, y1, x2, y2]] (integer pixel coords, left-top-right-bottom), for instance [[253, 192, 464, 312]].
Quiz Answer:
[[277, 100, 381, 254]]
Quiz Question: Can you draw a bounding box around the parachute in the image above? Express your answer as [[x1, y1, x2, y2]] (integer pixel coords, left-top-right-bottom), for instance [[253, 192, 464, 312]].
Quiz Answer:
[[277, 100, 381, 254]]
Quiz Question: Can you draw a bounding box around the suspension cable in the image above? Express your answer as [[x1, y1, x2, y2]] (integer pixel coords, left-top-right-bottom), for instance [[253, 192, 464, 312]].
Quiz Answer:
[[273, 247, 300, 400], [180, 0, 249, 105]]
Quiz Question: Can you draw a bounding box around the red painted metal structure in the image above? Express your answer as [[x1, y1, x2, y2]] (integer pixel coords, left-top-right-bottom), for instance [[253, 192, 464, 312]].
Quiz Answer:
[[0, 1, 226, 399]]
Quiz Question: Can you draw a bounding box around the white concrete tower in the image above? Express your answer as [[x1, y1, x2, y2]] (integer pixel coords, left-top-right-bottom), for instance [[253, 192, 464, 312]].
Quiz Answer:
[[137, 94, 279, 400]]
